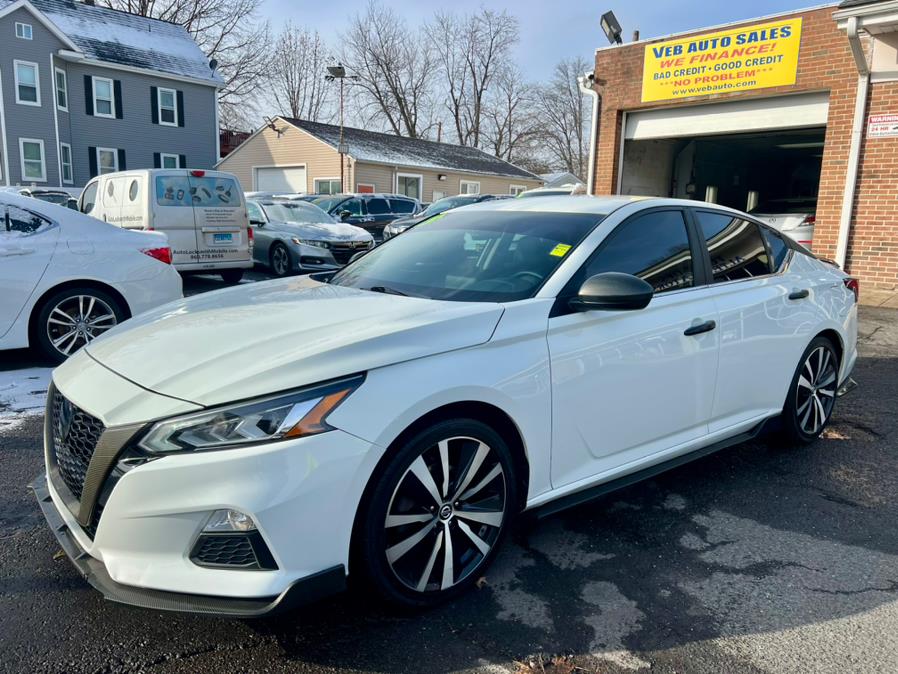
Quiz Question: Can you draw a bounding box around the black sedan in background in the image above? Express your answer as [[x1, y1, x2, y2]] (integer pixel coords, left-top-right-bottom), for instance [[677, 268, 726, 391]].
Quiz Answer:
[[311, 194, 420, 241], [382, 194, 509, 240]]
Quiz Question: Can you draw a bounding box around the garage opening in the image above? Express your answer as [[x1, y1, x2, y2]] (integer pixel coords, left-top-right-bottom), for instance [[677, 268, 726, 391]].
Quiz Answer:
[[618, 93, 828, 222]]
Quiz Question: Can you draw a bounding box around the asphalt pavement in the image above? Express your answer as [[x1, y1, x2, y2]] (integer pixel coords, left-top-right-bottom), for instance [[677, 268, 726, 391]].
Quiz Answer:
[[1, 297, 896, 673]]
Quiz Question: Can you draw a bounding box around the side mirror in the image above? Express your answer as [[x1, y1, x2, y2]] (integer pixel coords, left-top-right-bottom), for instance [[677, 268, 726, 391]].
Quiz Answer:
[[250, 219, 265, 226], [569, 272, 654, 312], [338, 210, 352, 222]]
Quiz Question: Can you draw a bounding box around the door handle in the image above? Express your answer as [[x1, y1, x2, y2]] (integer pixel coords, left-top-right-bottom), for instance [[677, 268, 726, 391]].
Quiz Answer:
[[0, 247, 34, 257], [684, 320, 716, 337], [788, 289, 809, 300]]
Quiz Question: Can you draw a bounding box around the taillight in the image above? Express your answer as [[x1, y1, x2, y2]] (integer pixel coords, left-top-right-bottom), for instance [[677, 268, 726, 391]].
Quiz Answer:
[[142, 247, 172, 265], [844, 277, 859, 302], [190, 169, 205, 177], [802, 215, 816, 226]]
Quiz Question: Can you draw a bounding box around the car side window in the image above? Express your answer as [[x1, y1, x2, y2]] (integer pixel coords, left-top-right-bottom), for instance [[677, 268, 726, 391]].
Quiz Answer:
[[340, 198, 364, 217], [366, 198, 390, 215], [583, 210, 694, 293], [246, 201, 265, 224], [695, 211, 771, 282], [80, 181, 98, 213], [389, 198, 416, 214], [2, 205, 53, 237], [761, 226, 790, 272]]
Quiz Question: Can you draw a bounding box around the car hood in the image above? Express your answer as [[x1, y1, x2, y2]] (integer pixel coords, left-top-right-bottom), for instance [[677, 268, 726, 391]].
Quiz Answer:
[[390, 213, 428, 227], [266, 220, 373, 241], [85, 276, 504, 407]]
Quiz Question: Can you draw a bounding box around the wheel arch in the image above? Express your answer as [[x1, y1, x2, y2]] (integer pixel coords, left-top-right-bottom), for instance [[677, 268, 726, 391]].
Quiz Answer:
[[347, 400, 531, 573], [28, 279, 132, 345], [814, 328, 844, 366]]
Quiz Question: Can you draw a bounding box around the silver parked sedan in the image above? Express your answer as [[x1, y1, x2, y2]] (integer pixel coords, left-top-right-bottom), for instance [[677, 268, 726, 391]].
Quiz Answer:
[[247, 199, 374, 277]]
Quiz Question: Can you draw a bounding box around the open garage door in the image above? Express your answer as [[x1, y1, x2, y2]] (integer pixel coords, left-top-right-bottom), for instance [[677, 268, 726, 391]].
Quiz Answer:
[[619, 94, 828, 222], [255, 166, 307, 193]]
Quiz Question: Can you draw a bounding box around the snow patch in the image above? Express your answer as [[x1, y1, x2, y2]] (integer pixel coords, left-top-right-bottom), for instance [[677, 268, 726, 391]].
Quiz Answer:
[[0, 367, 51, 435]]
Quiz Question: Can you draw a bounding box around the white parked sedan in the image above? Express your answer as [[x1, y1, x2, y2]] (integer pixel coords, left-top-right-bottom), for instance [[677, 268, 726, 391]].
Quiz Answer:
[[0, 193, 182, 362], [32, 196, 858, 615]]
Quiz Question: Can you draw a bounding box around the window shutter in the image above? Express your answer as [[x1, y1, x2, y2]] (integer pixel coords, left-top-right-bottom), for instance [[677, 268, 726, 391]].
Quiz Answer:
[[150, 87, 158, 124], [88, 147, 97, 177], [117, 149, 126, 171], [84, 75, 93, 116], [113, 80, 123, 119], [152, 152, 161, 168], [176, 90, 185, 127], [178, 154, 187, 169]]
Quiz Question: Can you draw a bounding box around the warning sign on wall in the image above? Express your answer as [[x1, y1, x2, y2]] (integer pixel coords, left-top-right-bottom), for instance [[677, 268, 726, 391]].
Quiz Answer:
[[868, 114, 898, 138], [641, 18, 803, 103]]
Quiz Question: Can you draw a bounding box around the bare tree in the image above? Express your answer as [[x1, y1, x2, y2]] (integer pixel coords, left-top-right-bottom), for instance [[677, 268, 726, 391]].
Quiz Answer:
[[269, 23, 331, 121], [429, 9, 519, 148], [340, 1, 437, 138], [534, 56, 592, 179], [101, 0, 271, 128], [481, 66, 539, 165]]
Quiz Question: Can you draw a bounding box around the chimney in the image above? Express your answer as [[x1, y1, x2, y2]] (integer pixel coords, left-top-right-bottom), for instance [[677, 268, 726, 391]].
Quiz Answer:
[[632, 29, 640, 42]]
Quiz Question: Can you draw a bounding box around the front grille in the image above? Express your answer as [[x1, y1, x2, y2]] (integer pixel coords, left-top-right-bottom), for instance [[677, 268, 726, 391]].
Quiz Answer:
[[331, 241, 371, 265], [50, 389, 105, 500]]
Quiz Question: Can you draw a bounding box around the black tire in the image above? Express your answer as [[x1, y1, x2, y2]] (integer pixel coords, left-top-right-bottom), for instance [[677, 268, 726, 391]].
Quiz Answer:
[[780, 336, 840, 444], [34, 287, 127, 364], [220, 269, 244, 284], [354, 418, 518, 608], [268, 242, 292, 277]]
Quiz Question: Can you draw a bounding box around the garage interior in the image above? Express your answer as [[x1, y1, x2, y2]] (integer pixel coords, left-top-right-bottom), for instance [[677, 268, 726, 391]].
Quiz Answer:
[[618, 93, 829, 214]]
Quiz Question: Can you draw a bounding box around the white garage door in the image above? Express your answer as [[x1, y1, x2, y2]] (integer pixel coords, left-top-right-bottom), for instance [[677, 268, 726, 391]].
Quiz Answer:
[[625, 92, 830, 140], [255, 166, 307, 193]]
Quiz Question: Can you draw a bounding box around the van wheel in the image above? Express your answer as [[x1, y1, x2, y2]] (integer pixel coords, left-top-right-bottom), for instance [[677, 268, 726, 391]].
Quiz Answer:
[[269, 243, 292, 277], [220, 269, 244, 284], [34, 287, 126, 364]]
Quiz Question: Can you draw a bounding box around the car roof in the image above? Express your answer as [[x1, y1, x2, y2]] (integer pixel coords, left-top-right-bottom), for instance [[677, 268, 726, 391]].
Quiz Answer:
[[458, 195, 752, 217]]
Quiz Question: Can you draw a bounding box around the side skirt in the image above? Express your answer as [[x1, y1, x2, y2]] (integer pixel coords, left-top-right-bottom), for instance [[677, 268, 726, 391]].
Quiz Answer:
[[533, 419, 769, 519]]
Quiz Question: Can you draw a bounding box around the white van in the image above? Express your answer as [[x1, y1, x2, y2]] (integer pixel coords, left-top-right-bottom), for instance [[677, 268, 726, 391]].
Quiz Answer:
[[79, 169, 252, 283]]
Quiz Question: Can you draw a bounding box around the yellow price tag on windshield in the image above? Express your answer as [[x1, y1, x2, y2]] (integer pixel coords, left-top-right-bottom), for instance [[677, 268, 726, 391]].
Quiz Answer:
[[550, 243, 572, 257]]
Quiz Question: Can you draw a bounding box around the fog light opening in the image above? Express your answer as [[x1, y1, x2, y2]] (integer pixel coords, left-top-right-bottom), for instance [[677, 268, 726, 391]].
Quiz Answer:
[[204, 509, 257, 532]]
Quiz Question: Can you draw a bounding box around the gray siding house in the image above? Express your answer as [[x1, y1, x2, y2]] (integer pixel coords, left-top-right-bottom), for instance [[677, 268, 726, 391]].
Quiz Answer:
[[0, 0, 221, 188]]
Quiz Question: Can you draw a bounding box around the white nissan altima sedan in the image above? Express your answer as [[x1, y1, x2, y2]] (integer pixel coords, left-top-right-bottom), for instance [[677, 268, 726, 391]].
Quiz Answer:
[[32, 196, 858, 615]]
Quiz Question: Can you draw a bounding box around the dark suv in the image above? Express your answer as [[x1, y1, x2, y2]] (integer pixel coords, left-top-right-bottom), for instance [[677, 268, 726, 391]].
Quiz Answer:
[[311, 194, 420, 241]]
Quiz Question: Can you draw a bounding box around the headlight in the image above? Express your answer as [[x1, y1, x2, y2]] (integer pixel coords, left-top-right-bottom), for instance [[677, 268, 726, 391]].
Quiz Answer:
[[386, 224, 409, 236], [138, 375, 363, 453], [292, 238, 330, 249]]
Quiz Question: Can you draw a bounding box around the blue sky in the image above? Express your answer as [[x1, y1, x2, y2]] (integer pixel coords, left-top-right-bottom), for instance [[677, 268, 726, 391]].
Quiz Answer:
[[262, 1, 821, 80]]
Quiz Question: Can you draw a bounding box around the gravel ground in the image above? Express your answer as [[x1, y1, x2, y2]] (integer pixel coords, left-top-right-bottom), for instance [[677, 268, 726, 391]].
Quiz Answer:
[[0, 298, 896, 674]]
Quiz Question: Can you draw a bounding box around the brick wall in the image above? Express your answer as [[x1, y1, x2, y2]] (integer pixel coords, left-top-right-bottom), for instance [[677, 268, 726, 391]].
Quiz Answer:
[[592, 6, 897, 289]]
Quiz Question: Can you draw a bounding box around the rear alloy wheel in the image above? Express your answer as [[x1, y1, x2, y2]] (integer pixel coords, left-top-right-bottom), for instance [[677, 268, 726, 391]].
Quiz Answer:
[[782, 337, 839, 444], [220, 269, 244, 284], [356, 419, 517, 607], [35, 288, 125, 363], [269, 243, 291, 277]]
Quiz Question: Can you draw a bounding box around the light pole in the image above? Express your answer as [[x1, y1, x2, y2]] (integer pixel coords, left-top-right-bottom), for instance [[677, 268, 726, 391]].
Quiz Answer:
[[325, 64, 357, 193]]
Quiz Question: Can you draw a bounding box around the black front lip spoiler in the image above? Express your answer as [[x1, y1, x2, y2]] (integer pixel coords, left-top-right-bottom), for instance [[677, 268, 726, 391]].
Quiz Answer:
[[29, 474, 346, 617]]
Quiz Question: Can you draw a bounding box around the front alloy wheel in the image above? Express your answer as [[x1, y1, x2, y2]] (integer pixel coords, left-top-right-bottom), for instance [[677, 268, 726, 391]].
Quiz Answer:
[[35, 288, 124, 363], [270, 242, 291, 277], [356, 419, 517, 606], [782, 337, 839, 443]]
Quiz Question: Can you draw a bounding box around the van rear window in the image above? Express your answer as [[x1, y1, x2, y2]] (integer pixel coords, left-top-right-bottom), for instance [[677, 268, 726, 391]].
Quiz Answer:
[[155, 176, 241, 208]]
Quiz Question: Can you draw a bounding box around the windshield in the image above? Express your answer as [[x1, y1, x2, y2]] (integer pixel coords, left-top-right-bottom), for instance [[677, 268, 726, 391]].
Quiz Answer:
[[421, 195, 479, 217], [329, 210, 603, 302], [263, 201, 334, 224], [312, 196, 347, 212]]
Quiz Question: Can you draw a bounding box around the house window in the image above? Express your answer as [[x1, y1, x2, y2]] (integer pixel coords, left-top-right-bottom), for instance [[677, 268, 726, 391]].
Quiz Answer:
[[19, 139, 46, 182], [432, 190, 446, 202], [158, 87, 178, 126], [460, 180, 481, 195], [396, 173, 422, 200], [509, 184, 526, 196], [60, 143, 73, 184], [55, 68, 68, 111], [160, 153, 180, 169], [314, 178, 342, 194], [14, 61, 40, 106], [97, 147, 118, 174], [93, 77, 115, 118], [15, 22, 32, 39]]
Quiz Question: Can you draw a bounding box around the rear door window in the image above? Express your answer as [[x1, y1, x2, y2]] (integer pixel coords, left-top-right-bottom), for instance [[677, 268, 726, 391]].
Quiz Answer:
[[3, 205, 54, 238], [366, 198, 390, 215], [189, 176, 241, 208], [155, 176, 192, 207], [389, 198, 417, 214], [760, 226, 790, 272], [695, 211, 771, 282]]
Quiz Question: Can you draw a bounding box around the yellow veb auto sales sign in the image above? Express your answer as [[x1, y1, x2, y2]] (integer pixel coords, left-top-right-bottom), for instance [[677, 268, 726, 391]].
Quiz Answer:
[[641, 18, 803, 103]]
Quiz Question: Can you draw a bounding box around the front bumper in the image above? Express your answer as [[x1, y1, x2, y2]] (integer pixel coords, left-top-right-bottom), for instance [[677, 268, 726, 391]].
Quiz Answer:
[[31, 475, 344, 617]]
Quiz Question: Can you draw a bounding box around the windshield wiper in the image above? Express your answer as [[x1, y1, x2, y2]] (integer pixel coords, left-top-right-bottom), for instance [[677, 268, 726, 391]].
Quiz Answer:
[[365, 285, 409, 297]]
